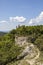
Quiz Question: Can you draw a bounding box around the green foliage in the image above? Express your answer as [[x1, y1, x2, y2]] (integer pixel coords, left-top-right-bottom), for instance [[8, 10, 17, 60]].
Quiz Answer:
[[34, 35, 43, 51], [0, 32, 22, 65], [16, 25, 43, 36]]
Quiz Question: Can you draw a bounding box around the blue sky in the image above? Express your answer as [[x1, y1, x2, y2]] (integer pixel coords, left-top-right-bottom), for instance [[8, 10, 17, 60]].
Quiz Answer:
[[0, 0, 43, 31]]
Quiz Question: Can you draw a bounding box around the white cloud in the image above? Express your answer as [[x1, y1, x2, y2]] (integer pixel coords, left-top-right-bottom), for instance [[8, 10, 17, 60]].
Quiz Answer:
[[9, 16, 26, 22], [0, 20, 6, 23], [29, 12, 43, 25]]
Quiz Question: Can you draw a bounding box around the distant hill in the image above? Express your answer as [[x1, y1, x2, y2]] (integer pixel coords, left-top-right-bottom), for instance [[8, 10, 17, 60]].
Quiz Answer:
[[0, 31, 6, 36]]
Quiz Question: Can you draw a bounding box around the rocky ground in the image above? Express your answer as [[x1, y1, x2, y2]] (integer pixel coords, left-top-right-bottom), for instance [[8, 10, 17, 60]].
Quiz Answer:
[[7, 36, 43, 65]]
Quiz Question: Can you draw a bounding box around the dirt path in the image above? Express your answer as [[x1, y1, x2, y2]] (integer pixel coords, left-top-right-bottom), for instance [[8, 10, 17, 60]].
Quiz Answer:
[[26, 48, 40, 65], [18, 43, 40, 65]]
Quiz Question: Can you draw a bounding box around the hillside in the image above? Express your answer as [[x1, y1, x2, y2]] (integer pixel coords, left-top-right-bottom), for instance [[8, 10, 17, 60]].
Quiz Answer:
[[0, 25, 43, 65]]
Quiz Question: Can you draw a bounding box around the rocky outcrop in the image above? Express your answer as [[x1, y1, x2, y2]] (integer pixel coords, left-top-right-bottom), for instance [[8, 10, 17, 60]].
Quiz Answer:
[[15, 36, 28, 46], [7, 36, 42, 65]]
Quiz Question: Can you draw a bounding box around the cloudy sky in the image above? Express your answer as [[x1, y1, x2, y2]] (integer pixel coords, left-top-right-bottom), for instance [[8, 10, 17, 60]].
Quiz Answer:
[[0, 0, 43, 31]]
